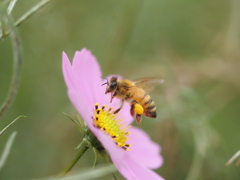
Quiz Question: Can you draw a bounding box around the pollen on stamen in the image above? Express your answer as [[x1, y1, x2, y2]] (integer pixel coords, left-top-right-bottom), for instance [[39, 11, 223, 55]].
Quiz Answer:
[[102, 105, 106, 110], [122, 146, 130, 151], [93, 103, 131, 151], [108, 107, 113, 112], [97, 109, 101, 114]]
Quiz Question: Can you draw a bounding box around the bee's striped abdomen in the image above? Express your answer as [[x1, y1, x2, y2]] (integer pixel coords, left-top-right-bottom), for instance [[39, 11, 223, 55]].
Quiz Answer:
[[138, 93, 157, 118]]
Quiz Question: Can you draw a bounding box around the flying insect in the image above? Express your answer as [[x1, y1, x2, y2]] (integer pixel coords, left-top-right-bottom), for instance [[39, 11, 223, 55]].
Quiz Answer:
[[102, 76, 164, 128]]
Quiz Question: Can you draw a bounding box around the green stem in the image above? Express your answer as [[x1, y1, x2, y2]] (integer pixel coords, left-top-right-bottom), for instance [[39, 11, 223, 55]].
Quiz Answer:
[[185, 150, 203, 180], [0, 115, 26, 136], [226, 150, 240, 166], [0, 9, 23, 118], [58, 139, 90, 177], [0, 0, 54, 40], [0, 131, 17, 170], [14, 0, 54, 27], [7, 0, 17, 14]]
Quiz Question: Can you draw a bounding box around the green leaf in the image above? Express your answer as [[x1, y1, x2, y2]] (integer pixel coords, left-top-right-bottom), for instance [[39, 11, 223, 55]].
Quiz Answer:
[[0, 131, 17, 170]]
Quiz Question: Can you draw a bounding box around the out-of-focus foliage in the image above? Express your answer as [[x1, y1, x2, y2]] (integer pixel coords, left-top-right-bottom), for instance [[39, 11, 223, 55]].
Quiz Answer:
[[0, 131, 17, 170], [0, 0, 240, 179]]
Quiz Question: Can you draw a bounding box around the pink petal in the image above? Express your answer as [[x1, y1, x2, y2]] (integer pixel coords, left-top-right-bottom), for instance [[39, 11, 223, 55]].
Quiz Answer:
[[115, 157, 165, 180], [63, 49, 134, 124], [127, 127, 164, 169], [63, 49, 132, 122], [96, 129, 125, 155], [62, 49, 164, 179], [97, 127, 164, 180], [62, 52, 76, 91], [71, 49, 102, 110], [68, 90, 93, 127]]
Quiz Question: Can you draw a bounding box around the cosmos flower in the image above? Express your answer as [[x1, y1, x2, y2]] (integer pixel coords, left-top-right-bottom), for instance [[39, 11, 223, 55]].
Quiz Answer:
[[62, 48, 164, 180]]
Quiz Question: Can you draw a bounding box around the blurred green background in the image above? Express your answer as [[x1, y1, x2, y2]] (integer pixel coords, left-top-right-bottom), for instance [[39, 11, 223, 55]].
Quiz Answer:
[[0, 0, 240, 179]]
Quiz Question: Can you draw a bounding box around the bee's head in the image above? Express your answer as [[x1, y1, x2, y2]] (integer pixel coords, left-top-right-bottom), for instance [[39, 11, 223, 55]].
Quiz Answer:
[[102, 77, 118, 94]]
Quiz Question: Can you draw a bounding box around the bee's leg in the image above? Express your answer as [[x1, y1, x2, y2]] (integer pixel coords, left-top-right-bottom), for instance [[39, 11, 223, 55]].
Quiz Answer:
[[110, 95, 114, 103], [136, 114, 142, 128], [130, 100, 138, 116], [110, 90, 118, 103], [113, 99, 124, 114], [130, 103, 135, 117], [130, 100, 144, 128]]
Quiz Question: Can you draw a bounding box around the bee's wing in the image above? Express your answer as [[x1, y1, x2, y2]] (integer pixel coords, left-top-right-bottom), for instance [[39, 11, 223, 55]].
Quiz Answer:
[[132, 77, 164, 93]]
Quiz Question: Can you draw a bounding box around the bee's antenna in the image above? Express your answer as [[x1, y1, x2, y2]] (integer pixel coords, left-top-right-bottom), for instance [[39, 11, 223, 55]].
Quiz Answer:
[[101, 77, 109, 86], [101, 82, 108, 86]]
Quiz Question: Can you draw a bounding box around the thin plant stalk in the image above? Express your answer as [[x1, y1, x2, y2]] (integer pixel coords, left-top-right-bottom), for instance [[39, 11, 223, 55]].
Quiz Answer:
[[14, 0, 54, 27], [0, 131, 17, 170], [0, 115, 26, 136], [1, 0, 54, 40], [226, 150, 240, 166], [7, 0, 17, 14], [0, 9, 23, 118], [58, 139, 90, 177]]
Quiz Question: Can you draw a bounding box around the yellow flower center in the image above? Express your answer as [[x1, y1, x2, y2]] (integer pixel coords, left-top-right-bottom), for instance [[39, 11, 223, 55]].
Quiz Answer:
[[93, 103, 131, 151]]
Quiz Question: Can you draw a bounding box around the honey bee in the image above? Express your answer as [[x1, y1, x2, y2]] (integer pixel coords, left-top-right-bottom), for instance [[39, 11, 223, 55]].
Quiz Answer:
[[102, 77, 164, 128]]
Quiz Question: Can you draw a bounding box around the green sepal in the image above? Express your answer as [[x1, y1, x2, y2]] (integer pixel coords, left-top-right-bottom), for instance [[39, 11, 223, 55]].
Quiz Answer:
[[75, 142, 82, 150], [97, 149, 118, 180], [63, 112, 84, 134], [92, 147, 100, 168], [76, 137, 91, 150], [61, 113, 118, 178], [96, 148, 110, 164], [76, 113, 86, 130]]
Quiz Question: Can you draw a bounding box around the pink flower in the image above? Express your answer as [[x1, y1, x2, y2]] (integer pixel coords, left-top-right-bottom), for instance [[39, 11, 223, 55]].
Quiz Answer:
[[62, 48, 164, 180]]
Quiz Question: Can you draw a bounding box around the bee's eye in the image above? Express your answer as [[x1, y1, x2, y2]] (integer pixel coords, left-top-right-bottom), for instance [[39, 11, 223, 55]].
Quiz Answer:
[[110, 82, 117, 89]]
